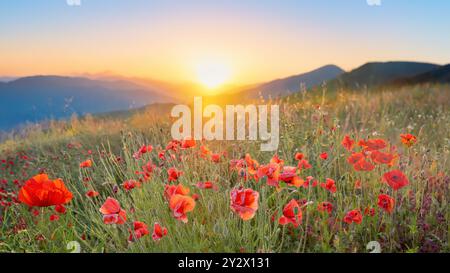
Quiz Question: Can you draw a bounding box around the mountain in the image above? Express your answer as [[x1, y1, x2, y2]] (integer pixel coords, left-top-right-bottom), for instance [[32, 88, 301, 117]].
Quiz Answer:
[[333, 61, 440, 89], [0, 75, 176, 130], [390, 64, 450, 86], [238, 65, 344, 99]]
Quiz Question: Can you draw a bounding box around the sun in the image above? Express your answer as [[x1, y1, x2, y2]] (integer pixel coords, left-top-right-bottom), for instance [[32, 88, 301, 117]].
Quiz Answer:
[[195, 60, 231, 89]]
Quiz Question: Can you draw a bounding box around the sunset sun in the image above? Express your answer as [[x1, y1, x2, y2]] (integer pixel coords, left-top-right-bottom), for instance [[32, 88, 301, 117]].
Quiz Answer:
[[195, 60, 231, 89]]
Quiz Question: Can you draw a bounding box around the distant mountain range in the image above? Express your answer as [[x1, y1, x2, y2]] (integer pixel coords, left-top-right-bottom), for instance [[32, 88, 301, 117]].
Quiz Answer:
[[331, 61, 441, 89], [236, 65, 345, 99], [1, 61, 449, 131], [0, 76, 174, 130]]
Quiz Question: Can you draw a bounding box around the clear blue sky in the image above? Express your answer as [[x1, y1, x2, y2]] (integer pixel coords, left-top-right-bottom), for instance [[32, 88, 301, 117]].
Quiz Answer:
[[1, 0, 449, 83]]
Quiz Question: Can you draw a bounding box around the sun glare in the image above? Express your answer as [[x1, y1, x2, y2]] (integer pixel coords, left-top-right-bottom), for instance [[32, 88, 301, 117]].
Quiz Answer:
[[195, 60, 231, 89]]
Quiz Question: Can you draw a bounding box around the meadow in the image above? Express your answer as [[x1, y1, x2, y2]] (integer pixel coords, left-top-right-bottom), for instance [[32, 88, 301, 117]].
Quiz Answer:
[[0, 84, 448, 253]]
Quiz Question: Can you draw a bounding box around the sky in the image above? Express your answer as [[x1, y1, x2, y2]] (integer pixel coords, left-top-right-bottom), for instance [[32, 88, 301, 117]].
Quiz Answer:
[[1, 0, 450, 85]]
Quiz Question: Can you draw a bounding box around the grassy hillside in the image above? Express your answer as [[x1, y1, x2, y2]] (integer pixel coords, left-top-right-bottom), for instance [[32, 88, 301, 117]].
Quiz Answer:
[[0, 84, 448, 253]]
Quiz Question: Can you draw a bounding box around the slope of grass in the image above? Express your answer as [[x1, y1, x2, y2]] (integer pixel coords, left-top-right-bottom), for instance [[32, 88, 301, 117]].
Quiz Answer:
[[0, 84, 449, 253]]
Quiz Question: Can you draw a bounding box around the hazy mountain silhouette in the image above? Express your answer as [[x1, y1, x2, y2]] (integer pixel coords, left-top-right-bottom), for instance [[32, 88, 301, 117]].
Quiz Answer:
[[0, 75, 174, 130], [332, 61, 440, 89], [389, 64, 450, 86], [238, 65, 344, 99]]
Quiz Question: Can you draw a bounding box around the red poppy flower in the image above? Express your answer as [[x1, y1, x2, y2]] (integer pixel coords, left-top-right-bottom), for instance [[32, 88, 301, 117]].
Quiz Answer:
[[354, 180, 362, 190], [319, 152, 328, 160], [245, 153, 259, 176], [49, 214, 59, 222], [167, 167, 183, 182], [86, 190, 99, 198], [211, 153, 221, 163], [122, 180, 141, 191], [79, 159, 93, 168], [294, 152, 304, 161], [297, 159, 312, 171], [18, 174, 73, 207], [364, 207, 376, 217], [257, 163, 280, 187], [133, 145, 153, 159], [353, 158, 375, 171], [166, 140, 181, 151], [377, 194, 395, 213], [152, 222, 168, 241], [230, 188, 259, 221], [169, 194, 196, 223], [347, 152, 364, 165], [99, 197, 127, 225], [279, 199, 302, 227], [370, 150, 395, 165], [279, 166, 304, 188], [400, 134, 417, 147], [382, 170, 409, 190], [342, 135, 355, 151], [55, 204, 66, 214], [181, 137, 196, 149], [164, 184, 190, 200], [358, 139, 387, 151], [128, 221, 149, 242], [270, 154, 284, 166], [196, 181, 218, 190], [317, 201, 333, 214], [343, 209, 362, 224], [199, 145, 211, 158], [320, 178, 337, 193]]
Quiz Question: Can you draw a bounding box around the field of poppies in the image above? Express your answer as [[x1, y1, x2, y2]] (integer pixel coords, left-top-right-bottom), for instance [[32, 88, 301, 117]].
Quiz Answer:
[[0, 84, 448, 253]]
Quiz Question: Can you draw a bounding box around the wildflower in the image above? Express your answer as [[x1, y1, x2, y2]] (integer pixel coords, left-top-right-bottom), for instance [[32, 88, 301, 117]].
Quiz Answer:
[[55, 204, 66, 214], [128, 221, 149, 242], [133, 145, 153, 159], [294, 152, 304, 161], [354, 180, 362, 190], [400, 134, 417, 147], [377, 194, 395, 213], [343, 209, 362, 224], [181, 137, 196, 149], [211, 153, 221, 163], [353, 158, 375, 171], [358, 139, 387, 151], [279, 166, 304, 188], [18, 174, 73, 207], [99, 197, 127, 225], [196, 181, 218, 190], [86, 190, 99, 198], [230, 188, 259, 221], [317, 201, 333, 214], [370, 150, 395, 165], [382, 170, 409, 190], [270, 154, 284, 166], [297, 159, 312, 170], [342, 135, 355, 151], [319, 152, 328, 160], [199, 145, 211, 158], [167, 167, 182, 182], [152, 222, 168, 241], [122, 180, 141, 191], [79, 159, 93, 168], [164, 184, 190, 200], [364, 207, 376, 217], [169, 194, 196, 223], [278, 199, 302, 227], [49, 214, 59, 222], [320, 178, 337, 193], [257, 163, 280, 187]]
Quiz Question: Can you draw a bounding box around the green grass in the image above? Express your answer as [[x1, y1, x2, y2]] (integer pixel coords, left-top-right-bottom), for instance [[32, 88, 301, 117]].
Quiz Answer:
[[0, 84, 449, 253]]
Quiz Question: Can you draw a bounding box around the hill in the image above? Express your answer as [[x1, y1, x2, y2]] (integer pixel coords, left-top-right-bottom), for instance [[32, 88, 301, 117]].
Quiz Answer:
[[0, 76, 175, 130]]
